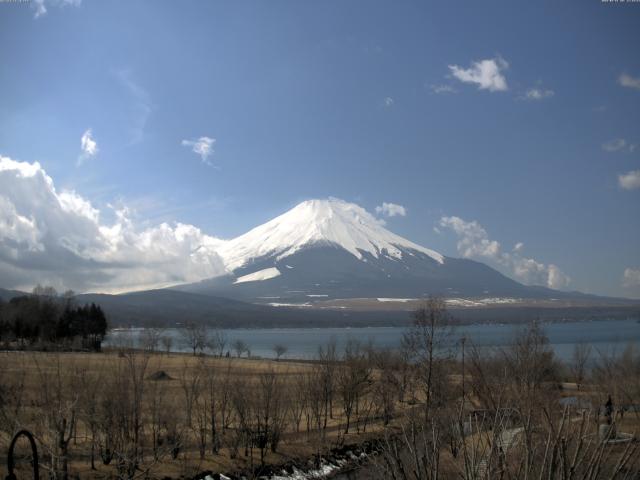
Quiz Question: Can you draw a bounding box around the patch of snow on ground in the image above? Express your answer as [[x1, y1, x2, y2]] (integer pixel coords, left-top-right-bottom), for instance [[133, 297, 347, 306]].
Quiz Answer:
[[446, 298, 484, 307], [270, 462, 340, 479], [479, 297, 521, 304], [446, 297, 521, 307], [307, 294, 329, 297], [234, 267, 281, 284], [267, 302, 313, 308], [377, 298, 418, 303]]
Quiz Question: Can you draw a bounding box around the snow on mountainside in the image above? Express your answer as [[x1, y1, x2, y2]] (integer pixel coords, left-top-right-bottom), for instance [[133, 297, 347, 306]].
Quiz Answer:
[[234, 267, 281, 284], [217, 198, 444, 272], [175, 198, 620, 303]]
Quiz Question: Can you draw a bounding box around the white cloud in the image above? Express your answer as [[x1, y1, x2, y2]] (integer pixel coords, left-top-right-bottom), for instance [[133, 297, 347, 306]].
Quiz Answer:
[[618, 73, 640, 90], [546, 264, 571, 291], [0, 196, 42, 252], [32, 0, 81, 19], [375, 202, 407, 217], [182, 136, 216, 165], [602, 138, 636, 153], [77, 128, 98, 166], [439, 216, 570, 289], [429, 84, 456, 94], [448, 57, 509, 92], [603, 138, 626, 152], [0, 155, 227, 293], [523, 88, 554, 100], [623, 268, 640, 287], [618, 170, 640, 190], [383, 97, 394, 107]]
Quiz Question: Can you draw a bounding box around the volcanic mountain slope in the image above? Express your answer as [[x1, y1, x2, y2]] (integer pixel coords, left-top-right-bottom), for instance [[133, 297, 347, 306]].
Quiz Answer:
[[179, 199, 572, 303]]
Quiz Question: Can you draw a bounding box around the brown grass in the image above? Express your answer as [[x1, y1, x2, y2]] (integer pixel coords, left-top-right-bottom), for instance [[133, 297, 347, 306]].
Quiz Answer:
[[0, 350, 401, 479]]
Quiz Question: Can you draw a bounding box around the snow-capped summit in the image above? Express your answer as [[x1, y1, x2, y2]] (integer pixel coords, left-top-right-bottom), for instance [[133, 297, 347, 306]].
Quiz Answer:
[[217, 198, 444, 271]]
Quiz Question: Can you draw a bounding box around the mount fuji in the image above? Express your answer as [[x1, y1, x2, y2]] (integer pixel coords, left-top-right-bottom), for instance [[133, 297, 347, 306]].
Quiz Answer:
[[178, 199, 571, 304], [4, 198, 632, 327]]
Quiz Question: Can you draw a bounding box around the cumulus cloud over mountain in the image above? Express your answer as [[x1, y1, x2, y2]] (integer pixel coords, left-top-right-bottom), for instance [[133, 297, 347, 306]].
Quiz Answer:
[[439, 216, 570, 289], [0, 155, 226, 293]]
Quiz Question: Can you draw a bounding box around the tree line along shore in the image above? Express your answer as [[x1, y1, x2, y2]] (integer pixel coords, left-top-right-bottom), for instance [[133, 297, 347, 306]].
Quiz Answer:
[[0, 286, 107, 351]]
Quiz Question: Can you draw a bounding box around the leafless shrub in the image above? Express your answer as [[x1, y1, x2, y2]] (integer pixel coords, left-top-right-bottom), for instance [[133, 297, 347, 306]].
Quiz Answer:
[[571, 342, 592, 390], [180, 322, 209, 356]]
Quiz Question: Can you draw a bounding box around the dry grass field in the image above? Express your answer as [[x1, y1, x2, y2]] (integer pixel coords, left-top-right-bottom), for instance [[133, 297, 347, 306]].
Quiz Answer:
[[1, 312, 639, 480], [0, 348, 407, 479]]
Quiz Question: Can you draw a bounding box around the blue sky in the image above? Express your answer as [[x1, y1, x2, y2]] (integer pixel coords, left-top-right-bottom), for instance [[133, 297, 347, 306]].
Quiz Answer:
[[0, 0, 639, 296]]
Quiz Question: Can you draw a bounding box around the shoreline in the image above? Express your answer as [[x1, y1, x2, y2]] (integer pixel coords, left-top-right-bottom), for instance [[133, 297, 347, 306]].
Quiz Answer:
[[108, 314, 640, 331]]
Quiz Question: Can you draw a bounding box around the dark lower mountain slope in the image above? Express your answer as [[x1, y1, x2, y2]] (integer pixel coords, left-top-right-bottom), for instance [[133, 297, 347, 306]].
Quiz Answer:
[[179, 245, 590, 303], [2, 286, 638, 328]]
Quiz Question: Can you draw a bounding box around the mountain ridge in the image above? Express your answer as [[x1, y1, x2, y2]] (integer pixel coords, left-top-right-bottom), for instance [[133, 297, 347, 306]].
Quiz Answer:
[[176, 199, 579, 302]]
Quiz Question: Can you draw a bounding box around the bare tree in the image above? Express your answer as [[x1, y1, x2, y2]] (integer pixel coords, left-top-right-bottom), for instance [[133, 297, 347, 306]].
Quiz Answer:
[[232, 339, 248, 358], [317, 338, 337, 428], [254, 370, 287, 462], [160, 334, 173, 355], [78, 360, 106, 470], [502, 321, 559, 413], [337, 339, 371, 434], [202, 358, 221, 454], [179, 359, 202, 429], [180, 322, 209, 356], [140, 327, 163, 353], [146, 364, 168, 461], [208, 329, 228, 357], [0, 352, 26, 439], [289, 371, 308, 432], [273, 344, 287, 361], [108, 349, 151, 480], [403, 296, 455, 420], [34, 354, 80, 480], [371, 349, 400, 426], [570, 342, 592, 390]]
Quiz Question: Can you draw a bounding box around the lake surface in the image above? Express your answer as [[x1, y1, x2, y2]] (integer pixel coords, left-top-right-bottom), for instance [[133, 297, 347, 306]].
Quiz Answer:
[[105, 318, 640, 362]]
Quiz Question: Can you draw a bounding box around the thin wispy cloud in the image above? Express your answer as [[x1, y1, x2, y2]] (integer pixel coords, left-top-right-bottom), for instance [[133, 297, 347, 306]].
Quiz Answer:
[[439, 216, 570, 289], [429, 84, 456, 94], [448, 57, 509, 92], [383, 97, 394, 107], [618, 73, 640, 90], [77, 128, 98, 166], [114, 69, 153, 145], [602, 138, 636, 153], [182, 136, 216, 166], [618, 170, 640, 190], [375, 202, 406, 217], [522, 88, 554, 100], [32, 0, 81, 19]]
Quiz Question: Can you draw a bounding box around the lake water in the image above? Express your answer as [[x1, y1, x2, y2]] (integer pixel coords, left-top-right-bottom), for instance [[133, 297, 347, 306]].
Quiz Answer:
[[105, 318, 640, 362]]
